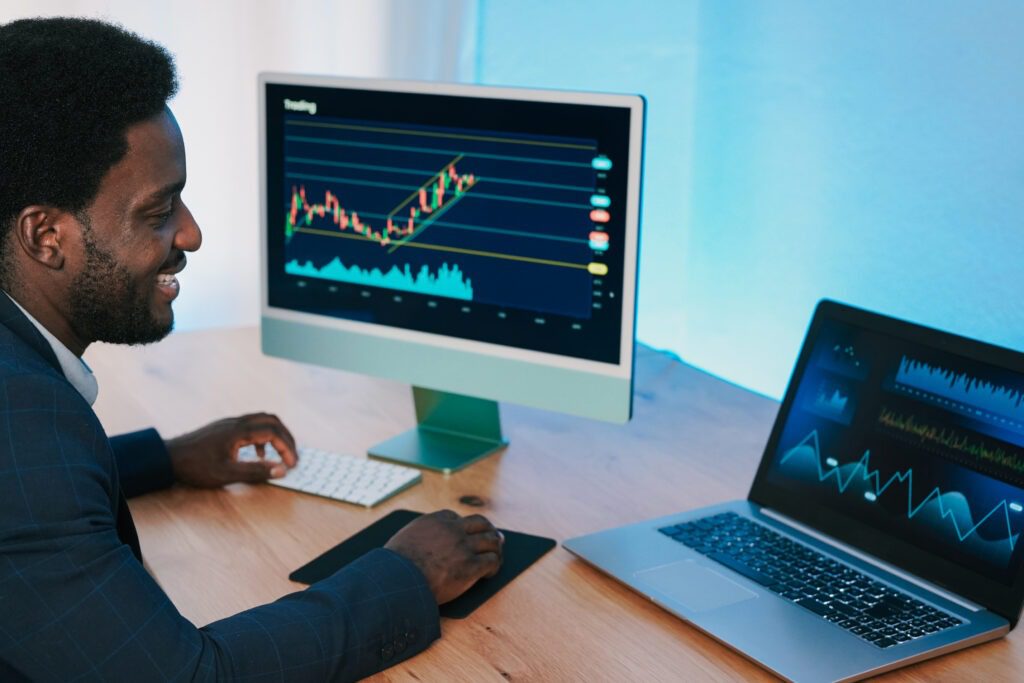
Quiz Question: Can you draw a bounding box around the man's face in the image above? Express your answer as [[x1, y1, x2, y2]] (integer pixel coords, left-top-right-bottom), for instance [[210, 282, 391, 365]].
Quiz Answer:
[[67, 109, 201, 345]]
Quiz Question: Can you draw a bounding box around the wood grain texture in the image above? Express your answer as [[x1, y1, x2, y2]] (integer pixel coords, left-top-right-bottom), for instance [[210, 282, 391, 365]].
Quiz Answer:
[[86, 327, 1022, 682]]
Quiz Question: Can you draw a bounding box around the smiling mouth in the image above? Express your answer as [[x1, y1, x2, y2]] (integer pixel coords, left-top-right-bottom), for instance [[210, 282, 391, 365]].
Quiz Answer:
[[155, 272, 180, 300]]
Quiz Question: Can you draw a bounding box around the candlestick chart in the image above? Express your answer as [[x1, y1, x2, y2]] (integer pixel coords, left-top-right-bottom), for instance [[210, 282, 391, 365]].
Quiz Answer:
[[280, 115, 612, 319]]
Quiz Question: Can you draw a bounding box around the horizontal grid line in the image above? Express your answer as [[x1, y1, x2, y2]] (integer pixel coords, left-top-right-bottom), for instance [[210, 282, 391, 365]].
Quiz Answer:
[[284, 156, 593, 192], [284, 172, 589, 209], [292, 227, 590, 269], [286, 119, 597, 150], [283, 204, 589, 244], [285, 135, 593, 168]]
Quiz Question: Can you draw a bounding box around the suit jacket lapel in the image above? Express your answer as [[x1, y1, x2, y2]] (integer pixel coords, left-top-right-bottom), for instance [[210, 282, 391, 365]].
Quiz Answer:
[[0, 291, 62, 373]]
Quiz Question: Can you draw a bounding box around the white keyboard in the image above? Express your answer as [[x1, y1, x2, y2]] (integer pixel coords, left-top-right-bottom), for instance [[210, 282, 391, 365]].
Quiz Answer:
[[237, 444, 422, 507]]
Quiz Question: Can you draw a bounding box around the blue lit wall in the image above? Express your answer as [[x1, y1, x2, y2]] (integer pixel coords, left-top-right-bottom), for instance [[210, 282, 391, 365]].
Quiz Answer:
[[477, 0, 1024, 398]]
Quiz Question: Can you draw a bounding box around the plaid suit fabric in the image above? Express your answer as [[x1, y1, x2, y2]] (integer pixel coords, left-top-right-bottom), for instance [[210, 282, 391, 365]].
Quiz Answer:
[[110, 428, 175, 500], [0, 296, 440, 681]]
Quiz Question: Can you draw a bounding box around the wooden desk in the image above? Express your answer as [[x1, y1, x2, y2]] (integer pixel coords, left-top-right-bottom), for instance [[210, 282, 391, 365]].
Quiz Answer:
[[87, 327, 1021, 681]]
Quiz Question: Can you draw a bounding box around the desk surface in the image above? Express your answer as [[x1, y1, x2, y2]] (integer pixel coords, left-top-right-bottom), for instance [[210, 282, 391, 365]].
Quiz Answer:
[[86, 327, 1022, 681]]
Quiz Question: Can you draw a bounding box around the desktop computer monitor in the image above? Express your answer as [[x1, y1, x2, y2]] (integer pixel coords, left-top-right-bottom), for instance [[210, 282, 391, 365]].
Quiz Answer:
[[259, 73, 645, 472]]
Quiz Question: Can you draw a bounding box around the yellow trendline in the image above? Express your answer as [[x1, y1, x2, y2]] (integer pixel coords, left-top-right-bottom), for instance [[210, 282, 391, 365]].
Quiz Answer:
[[287, 120, 596, 150], [293, 227, 589, 270]]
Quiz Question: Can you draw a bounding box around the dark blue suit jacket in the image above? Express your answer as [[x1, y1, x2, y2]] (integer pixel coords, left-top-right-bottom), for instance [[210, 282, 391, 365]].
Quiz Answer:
[[0, 294, 440, 681]]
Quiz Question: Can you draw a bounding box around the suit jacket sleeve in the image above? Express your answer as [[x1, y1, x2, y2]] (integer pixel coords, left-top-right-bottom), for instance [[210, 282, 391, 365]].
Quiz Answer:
[[110, 428, 175, 498], [0, 370, 441, 682]]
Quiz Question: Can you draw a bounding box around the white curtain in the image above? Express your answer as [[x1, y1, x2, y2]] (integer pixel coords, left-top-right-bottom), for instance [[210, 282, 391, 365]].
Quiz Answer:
[[0, 0, 479, 331]]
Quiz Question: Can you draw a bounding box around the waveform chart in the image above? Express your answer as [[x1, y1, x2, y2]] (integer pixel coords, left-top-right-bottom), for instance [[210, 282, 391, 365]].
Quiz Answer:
[[877, 407, 1024, 485], [894, 357, 1024, 434]]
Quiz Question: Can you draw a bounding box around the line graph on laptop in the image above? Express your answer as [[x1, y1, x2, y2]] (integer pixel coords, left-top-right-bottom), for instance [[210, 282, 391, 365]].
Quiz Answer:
[[779, 430, 1023, 564]]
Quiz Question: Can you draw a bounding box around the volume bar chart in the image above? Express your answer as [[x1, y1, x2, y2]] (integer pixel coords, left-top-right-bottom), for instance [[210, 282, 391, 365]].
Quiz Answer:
[[286, 259, 473, 300]]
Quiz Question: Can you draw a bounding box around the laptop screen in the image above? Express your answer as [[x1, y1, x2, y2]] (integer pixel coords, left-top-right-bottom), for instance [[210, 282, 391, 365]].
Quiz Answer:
[[750, 301, 1024, 619]]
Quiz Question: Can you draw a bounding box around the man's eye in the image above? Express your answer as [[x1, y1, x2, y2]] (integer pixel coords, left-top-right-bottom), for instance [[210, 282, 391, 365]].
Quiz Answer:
[[152, 210, 174, 227]]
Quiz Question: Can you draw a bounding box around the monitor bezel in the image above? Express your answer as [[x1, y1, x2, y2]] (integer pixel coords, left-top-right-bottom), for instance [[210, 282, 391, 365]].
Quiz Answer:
[[258, 72, 643, 381], [749, 299, 1024, 624]]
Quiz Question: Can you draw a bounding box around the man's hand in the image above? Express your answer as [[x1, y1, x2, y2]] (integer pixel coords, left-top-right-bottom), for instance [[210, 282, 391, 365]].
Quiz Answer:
[[384, 510, 504, 605], [165, 412, 298, 488]]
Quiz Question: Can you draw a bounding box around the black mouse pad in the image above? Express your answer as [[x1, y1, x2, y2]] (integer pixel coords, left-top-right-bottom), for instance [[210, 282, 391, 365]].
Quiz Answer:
[[289, 509, 556, 618]]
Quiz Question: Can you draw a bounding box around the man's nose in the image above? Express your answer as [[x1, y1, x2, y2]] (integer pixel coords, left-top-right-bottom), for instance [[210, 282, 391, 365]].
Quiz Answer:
[[175, 202, 202, 252]]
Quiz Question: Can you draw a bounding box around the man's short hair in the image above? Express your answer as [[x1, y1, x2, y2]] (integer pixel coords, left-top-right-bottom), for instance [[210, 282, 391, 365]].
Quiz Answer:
[[0, 17, 178, 282]]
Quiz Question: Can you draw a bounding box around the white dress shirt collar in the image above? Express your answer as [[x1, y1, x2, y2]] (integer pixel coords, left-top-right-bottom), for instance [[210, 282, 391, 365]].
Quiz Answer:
[[3, 291, 99, 406]]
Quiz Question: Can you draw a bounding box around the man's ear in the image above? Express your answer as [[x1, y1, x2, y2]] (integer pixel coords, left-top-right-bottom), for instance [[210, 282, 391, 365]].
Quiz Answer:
[[10, 206, 80, 271]]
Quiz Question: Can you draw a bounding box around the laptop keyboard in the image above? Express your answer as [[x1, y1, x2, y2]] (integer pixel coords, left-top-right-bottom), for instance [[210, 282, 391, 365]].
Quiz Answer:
[[658, 512, 963, 649]]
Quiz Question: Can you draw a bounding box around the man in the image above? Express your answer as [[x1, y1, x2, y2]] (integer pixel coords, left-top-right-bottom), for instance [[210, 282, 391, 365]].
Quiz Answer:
[[0, 17, 502, 681]]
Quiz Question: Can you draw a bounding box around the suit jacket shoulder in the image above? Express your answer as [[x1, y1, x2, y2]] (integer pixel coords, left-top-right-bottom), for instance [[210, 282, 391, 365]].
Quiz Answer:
[[0, 293, 173, 497], [0, 299, 441, 681]]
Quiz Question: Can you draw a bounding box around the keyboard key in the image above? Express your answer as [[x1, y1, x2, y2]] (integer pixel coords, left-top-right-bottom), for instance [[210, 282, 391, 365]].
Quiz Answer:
[[795, 598, 834, 617], [707, 552, 779, 587]]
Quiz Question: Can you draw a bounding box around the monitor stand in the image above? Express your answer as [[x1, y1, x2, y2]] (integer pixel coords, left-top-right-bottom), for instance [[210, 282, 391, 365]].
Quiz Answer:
[[368, 387, 508, 473]]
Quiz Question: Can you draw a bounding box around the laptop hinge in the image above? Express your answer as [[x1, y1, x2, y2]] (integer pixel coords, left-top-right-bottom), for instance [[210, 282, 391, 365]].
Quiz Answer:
[[759, 507, 984, 613]]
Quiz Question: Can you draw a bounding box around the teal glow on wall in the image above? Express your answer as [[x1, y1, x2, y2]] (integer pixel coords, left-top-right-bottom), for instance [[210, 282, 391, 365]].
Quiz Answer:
[[478, 0, 1024, 398]]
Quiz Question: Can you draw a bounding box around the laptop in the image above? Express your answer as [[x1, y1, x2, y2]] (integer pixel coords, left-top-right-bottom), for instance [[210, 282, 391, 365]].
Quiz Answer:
[[564, 300, 1024, 682]]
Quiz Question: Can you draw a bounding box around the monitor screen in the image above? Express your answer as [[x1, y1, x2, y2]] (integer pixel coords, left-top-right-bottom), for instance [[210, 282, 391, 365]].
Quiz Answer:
[[263, 80, 636, 366], [751, 302, 1024, 617], [260, 75, 643, 427]]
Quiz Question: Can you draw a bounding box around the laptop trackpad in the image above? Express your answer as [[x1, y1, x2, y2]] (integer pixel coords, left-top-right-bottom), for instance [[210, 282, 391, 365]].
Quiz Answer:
[[634, 560, 757, 613]]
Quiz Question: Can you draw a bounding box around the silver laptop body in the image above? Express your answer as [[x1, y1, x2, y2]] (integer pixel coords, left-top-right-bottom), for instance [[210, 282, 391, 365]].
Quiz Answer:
[[565, 300, 1023, 682]]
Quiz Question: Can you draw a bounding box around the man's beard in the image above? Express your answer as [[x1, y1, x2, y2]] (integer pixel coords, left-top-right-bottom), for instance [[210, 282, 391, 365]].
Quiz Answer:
[[68, 218, 173, 345]]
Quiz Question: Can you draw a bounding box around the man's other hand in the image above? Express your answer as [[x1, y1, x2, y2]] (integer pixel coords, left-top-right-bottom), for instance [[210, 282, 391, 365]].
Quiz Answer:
[[165, 412, 298, 488], [384, 510, 504, 605]]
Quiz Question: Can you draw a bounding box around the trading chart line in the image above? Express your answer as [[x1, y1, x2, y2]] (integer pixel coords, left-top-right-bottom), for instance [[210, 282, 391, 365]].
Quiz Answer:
[[292, 226, 590, 270], [282, 203, 588, 244], [284, 156, 593, 192], [287, 119, 597, 150], [286, 172, 588, 210], [285, 135, 593, 168], [286, 157, 478, 247]]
